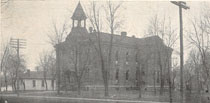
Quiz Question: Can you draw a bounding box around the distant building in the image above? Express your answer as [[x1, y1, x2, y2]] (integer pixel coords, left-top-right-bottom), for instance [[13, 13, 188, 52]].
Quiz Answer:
[[19, 70, 56, 91], [55, 2, 172, 90]]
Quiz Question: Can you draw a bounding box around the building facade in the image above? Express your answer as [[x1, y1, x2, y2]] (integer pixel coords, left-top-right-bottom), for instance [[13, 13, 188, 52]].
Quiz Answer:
[[55, 2, 172, 90], [19, 70, 56, 91]]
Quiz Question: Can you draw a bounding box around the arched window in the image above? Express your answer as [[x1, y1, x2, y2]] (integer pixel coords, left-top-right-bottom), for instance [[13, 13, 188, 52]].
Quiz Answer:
[[126, 52, 129, 65]]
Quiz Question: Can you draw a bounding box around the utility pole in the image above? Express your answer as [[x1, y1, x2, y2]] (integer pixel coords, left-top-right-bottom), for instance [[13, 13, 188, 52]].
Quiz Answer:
[[171, 1, 189, 103], [10, 38, 26, 95]]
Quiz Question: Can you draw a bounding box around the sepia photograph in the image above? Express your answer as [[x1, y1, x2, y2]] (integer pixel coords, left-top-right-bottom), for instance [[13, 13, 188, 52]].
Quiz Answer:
[[0, 0, 210, 103]]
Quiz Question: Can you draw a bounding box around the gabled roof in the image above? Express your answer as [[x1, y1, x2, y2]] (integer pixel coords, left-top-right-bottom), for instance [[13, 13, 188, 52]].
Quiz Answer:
[[71, 2, 87, 20]]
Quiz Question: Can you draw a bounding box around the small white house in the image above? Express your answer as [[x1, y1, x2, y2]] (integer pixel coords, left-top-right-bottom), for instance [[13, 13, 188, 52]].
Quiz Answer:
[[19, 70, 56, 91]]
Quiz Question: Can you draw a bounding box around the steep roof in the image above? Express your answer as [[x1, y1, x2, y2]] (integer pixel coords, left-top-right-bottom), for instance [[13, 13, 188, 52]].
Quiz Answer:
[[71, 2, 87, 20]]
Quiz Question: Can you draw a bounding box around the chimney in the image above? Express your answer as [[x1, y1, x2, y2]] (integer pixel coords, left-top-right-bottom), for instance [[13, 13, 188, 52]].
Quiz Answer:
[[121, 32, 127, 36], [89, 27, 93, 33], [27, 69, 30, 77]]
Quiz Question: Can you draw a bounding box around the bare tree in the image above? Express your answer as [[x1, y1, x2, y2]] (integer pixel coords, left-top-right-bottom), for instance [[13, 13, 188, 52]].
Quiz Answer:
[[86, 1, 123, 97], [86, 1, 110, 96], [147, 14, 177, 102], [188, 6, 210, 91], [48, 20, 69, 46], [65, 35, 92, 95], [4, 50, 26, 92], [38, 51, 56, 90], [104, 1, 123, 80], [135, 47, 150, 98], [171, 60, 178, 90], [0, 43, 9, 91], [185, 49, 204, 102], [146, 14, 165, 95], [48, 18, 70, 94]]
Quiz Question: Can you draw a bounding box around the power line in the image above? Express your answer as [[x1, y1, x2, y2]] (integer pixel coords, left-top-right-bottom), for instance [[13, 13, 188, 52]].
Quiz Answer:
[[10, 38, 26, 95], [171, 1, 189, 103]]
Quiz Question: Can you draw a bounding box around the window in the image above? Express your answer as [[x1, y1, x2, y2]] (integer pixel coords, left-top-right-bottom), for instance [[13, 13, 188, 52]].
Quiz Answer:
[[115, 69, 119, 80], [126, 52, 129, 61], [115, 51, 119, 61], [157, 71, 160, 83], [136, 67, 139, 80], [32, 80, 36, 87], [51, 80, 54, 87], [135, 53, 138, 63], [126, 70, 129, 80], [126, 52, 129, 65], [41, 80, 44, 87]]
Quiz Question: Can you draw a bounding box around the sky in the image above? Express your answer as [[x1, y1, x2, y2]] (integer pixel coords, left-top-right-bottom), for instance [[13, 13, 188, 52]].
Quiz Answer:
[[1, 0, 209, 70]]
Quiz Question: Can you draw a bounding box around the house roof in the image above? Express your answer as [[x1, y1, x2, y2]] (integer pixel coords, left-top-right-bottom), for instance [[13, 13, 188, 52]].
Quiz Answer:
[[20, 71, 54, 79], [89, 32, 165, 48], [58, 26, 169, 51], [71, 2, 87, 20]]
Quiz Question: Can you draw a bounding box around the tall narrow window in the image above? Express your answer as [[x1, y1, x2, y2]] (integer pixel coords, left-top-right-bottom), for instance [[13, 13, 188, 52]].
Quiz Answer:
[[135, 53, 138, 63], [136, 67, 139, 80], [51, 80, 54, 87], [115, 69, 119, 80], [157, 71, 160, 83], [126, 52, 129, 65], [126, 52, 129, 61], [126, 70, 129, 80], [115, 51, 119, 61], [41, 80, 44, 87], [32, 80, 36, 87]]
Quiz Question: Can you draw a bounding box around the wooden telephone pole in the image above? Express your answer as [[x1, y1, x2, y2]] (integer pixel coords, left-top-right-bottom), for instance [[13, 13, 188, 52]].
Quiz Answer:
[[171, 1, 189, 103], [10, 38, 26, 94]]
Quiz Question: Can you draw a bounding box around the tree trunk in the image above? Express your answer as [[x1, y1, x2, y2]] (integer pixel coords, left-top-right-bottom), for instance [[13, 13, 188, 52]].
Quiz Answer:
[[4, 72, 8, 91], [139, 84, 141, 98], [158, 51, 164, 95], [100, 56, 109, 97], [56, 47, 61, 94], [139, 69, 142, 98], [102, 65, 109, 97], [107, 29, 114, 80], [97, 31, 109, 97], [203, 61, 210, 91], [153, 71, 156, 95], [13, 78, 16, 92], [44, 70, 48, 91], [77, 80, 81, 95], [160, 67, 164, 95], [45, 80, 48, 90], [167, 62, 172, 103], [64, 76, 67, 93], [23, 81, 25, 91], [137, 63, 142, 98]]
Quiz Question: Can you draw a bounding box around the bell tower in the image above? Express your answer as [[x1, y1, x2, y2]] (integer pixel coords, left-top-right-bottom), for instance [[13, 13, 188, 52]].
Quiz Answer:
[[71, 2, 87, 28]]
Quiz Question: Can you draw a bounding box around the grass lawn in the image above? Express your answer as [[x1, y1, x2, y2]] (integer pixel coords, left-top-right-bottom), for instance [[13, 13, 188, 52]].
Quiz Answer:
[[7, 89, 180, 102], [1, 89, 209, 103]]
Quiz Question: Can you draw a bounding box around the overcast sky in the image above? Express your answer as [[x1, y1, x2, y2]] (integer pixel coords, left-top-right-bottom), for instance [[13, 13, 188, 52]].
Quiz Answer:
[[1, 0, 209, 70]]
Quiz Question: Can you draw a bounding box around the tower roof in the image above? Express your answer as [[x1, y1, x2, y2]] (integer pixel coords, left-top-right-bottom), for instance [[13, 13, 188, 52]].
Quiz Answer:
[[71, 2, 87, 20]]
